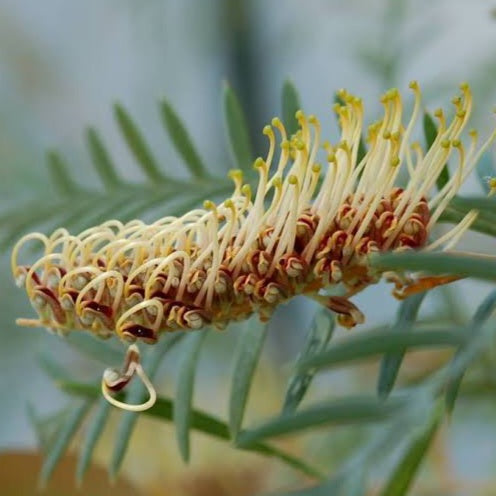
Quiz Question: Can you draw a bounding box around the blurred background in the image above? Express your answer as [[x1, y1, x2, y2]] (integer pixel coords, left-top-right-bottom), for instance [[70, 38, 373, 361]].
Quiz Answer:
[[1, 0, 496, 494]]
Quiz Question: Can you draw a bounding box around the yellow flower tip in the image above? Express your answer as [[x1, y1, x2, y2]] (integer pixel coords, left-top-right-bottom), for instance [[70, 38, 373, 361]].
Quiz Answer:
[[332, 102, 341, 114], [262, 124, 272, 136], [327, 153, 336, 163], [469, 128, 478, 138], [281, 140, 291, 150], [312, 163, 322, 174], [459, 81, 470, 92], [308, 115, 317, 124], [271, 117, 282, 127], [203, 200, 216, 210], [228, 168, 243, 181], [295, 109, 304, 120], [382, 130, 392, 140], [288, 174, 298, 186], [441, 139, 451, 149], [253, 157, 265, 170], [452, 138, 462, 148], [224, 199, 234, 209], [456, 110, 466, 119], [434, 108, 443, 119], [408, 80, 419, 91], [241, 184, 251, 197], [488, 177, 496, 195], [390, 156, 400, 167]]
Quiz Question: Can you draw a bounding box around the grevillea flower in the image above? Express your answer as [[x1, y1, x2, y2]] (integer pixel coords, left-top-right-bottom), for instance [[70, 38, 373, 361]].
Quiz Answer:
[[12, 82, 496, 410]]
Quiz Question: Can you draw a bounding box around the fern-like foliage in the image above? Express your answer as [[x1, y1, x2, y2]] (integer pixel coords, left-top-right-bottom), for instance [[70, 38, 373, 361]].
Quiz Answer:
[[13, 80, 496, 495]]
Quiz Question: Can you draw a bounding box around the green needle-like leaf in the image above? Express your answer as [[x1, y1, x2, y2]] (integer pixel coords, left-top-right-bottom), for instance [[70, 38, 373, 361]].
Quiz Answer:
[[113, 103, 165, 182], [445, 289, 496, 413], [377, 293, 426, 397], [76, 398, 112, 484], [39, 400, 92, 488], [174, 331, 207, 463], [283, 309, 335, 413], [229, 320, 268, 439], [236, 395, 407, 447], [46, 150, 80, 196], [423, 112, 449, 190], [282, 80, 301, 136], [475, 150, 495, 194], [109, 334, 182, 480], [298, 327, 467, 373], [86, 127, 122, 189], [65, 333, 123, 364], [379, 402, 443, 496], [59, 381, 325, 480], [370, 252, 496, 281], [223, 82, 253, 173], [160, 99, 209, 179]]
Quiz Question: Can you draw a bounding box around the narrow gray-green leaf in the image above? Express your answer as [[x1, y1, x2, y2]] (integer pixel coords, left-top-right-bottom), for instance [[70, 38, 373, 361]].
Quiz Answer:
[[282, 80, 301, 136], [229, 320, 268, 439], [39, 400, 92, 487], [46, 150, 79, 196], [76, 398, 112, 484], [65, 332, 123, 364], [86, 127, 122, 189], [223, 82, 253, 172], [378, 292, 426, 397], [109, 334, 182, 479], [174, 331, 207, 462], [160, 99, 209, 179], [379, 402, 442, 496], [60, 380, 325, 480], [445, 289, 496, 413], [298, 327, 467, 373], [440, 205, 496, 237], [27, 404, 72, 454], [475, 150, 495, 194], [423, 112, 449, 190], [114, 103, 165, 182], [370, 252, 496, 281], [236, 395, 407, 447], [283, 310, 335, 413]]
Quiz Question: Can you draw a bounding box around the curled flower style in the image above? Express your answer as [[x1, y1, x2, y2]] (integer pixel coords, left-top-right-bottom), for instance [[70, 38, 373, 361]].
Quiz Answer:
[[12, 82, 496, 410]]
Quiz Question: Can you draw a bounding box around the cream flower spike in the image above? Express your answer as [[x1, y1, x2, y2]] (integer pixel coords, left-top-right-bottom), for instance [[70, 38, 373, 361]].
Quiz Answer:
[[12, 82, 496, 410]]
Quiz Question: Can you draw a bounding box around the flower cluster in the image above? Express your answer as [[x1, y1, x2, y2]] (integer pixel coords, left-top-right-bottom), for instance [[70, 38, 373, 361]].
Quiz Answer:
[[12, 82, 495, 409]]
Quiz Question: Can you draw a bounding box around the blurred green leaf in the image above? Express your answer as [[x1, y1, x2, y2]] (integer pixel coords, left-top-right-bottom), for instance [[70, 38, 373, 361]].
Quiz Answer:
[[283, 309, 335, 413], [46, 150, 80, 196], [39, 400, 92, 487], [282, 80, 301, 136], [475, 151, 495, 194], [86, 127, 123, 190], [109, 334, 182, 479], [377, 293, 426, 397], [113, 103, 165, 182], [59, 381, 324, 480], [370, 252, 496, 281], [65, 333, 123, 365], [236, 395, 407, 447], [160, 99, 210, 179], [445, 290, 496, 413], [379, 402, 442, 496], [423, 112, 449, 190], [76, 398, 112, 484], [174, 331, 207, 463], [27, 403, 73, 454], [223, 82, 254, 173], [298, 327, 466, 373], [229, 320, 267, 439]]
